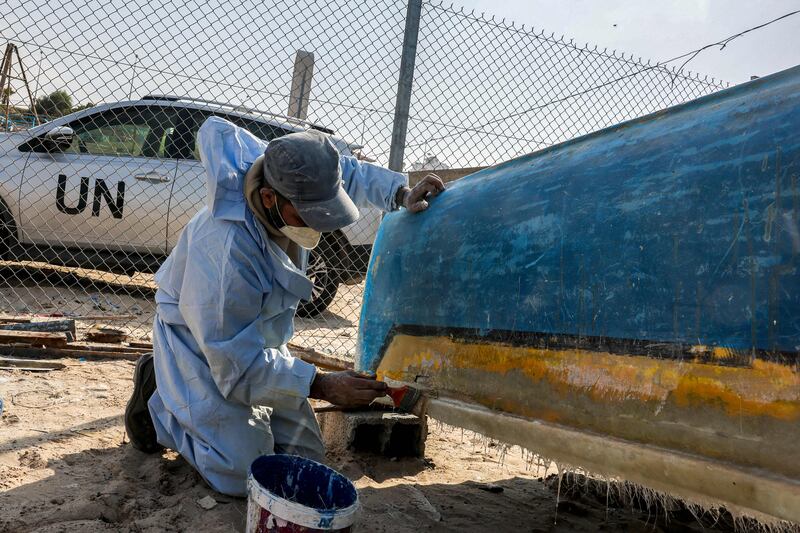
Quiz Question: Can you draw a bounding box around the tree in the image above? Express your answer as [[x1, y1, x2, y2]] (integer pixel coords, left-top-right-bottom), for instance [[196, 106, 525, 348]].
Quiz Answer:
[[72, 102, 94, 112], [1, 87, 15, 106], [34, 90, 73, 118]]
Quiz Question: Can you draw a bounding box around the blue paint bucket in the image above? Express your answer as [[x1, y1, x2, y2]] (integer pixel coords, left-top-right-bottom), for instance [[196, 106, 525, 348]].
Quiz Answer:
[[246, 455, 359, 532]]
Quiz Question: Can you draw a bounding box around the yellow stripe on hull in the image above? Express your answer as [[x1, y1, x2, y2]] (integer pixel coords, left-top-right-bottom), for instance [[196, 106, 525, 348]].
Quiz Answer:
[[377, 334, 800, 482]]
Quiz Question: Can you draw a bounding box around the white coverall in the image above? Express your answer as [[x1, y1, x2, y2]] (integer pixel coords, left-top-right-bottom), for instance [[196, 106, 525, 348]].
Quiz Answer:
[[147, 117, 406, 496]]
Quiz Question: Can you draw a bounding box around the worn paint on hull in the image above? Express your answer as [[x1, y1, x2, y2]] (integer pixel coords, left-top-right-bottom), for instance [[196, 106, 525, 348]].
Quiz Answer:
[[357, 65, 800, 521], [425, 397, 800, 524], [378, 330, 799, 477]]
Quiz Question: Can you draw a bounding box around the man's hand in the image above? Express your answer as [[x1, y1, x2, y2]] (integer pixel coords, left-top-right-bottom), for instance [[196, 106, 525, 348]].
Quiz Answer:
[[397, 174, 446, 213], [309, 370, 388, 408]]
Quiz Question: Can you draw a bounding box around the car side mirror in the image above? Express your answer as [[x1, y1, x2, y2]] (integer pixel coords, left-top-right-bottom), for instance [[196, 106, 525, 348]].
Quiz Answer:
[[43, 126, 75, 151]]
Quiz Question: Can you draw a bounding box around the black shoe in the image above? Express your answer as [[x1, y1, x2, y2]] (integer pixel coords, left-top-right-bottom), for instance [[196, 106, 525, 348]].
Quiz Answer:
[[125, 352, 163, 453]]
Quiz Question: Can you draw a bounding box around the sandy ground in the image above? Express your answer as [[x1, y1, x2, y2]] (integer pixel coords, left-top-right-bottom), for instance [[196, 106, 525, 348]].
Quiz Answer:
[[0, 358, 771, 533]]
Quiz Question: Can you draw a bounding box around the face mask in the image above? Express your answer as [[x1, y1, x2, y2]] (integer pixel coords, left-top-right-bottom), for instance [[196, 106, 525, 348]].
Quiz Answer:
[[266, 196, 321, 250], [280, 225, 321, 250]]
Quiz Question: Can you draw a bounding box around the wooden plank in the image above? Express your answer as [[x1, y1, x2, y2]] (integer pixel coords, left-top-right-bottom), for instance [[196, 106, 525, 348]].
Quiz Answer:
[[85, 325, 127, 344], [0, 357, 66, 370], [0, 260, 156, 292], [0, 330, 67, 347], [127, 340, 154, 349], [3, 342, 345, 366], [0, 345, 139, 360], [67, 342, 150, 354], [313, 403, 347, 413], [0, 313, 140, 321], [71, 315, 141, 321], [0, 365, 54, 372], [0, 317, 32, 324], [288, 343, 353, 371], [0, 339, 345, 366], [0, 319, 77, 341]]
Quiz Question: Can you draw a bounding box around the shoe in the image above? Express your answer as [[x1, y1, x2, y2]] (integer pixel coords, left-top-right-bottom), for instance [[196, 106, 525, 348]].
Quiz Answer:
[[124, 352, 163, 453]]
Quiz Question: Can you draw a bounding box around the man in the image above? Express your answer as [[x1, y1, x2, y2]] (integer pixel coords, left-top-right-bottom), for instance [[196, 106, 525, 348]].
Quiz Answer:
[[124, 116, 444, 497]]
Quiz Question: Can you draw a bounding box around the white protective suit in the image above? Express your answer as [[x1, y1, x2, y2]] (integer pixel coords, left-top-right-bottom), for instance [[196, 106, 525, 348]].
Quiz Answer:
[[147, 117, 407, 496]]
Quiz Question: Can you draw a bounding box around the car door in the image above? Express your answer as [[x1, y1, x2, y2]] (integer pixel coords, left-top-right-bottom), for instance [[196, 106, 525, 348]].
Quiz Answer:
[[166, 108, 295, 249], [18, 105, 179, 254]]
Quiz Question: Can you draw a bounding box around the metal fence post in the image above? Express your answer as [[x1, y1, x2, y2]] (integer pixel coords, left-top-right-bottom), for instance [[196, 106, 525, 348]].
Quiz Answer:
[[288, 50, 315, 120], [388, 0, 422, 172]]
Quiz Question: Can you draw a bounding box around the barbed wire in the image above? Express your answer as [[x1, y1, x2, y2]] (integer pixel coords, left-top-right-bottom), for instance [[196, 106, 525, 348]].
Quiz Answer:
[[408, 7, 797, 151], [424, 0, 727, 86], [667, 9, 800, 81]]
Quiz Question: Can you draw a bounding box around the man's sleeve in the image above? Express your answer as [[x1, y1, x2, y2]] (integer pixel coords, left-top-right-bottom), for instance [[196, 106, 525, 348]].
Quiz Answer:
[[177, 228, 316, 410], [339, 156, 408, 212], [198, 116, 269, 219]]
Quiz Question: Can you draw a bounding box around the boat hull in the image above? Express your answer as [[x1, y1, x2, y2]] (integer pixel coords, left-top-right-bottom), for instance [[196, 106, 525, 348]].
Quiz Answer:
[[357, 66, 800, 521]]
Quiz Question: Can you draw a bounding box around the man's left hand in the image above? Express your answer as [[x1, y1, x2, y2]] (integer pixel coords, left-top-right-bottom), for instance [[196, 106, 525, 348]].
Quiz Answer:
[[399, 174, 446, 213]]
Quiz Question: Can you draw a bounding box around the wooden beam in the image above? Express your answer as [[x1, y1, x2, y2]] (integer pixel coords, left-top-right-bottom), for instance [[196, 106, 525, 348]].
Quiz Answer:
[[0, 356, 65, 371], [0, 317, 32, 324], [0, 319, 77, 341], [67, 342, 151, 354], [85, 325, 127, 344], [1, 341, 350, 367], [0, 330, 68, 347], [288, 343, 353, 371], [0, 345, 139, 360], [127, 340, 154, 349]]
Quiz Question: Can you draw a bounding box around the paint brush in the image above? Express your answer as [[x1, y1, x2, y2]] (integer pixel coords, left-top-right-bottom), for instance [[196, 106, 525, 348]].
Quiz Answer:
[[310, 373, 428, 415], [352, 371, 426, 413], [312, 387, 425, 415], [386, 385, 425, 415]]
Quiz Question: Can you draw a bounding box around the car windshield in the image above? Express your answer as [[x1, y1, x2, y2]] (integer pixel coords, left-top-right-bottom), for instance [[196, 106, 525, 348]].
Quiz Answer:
[[63, 107, 178, 158]]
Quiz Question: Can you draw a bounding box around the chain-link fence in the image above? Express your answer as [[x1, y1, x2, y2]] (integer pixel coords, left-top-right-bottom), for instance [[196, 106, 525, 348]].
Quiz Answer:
[[0, 0, 727, 358]]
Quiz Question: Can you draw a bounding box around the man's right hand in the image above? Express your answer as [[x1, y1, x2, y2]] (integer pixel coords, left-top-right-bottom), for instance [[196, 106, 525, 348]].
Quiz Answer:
[[396, 174, 446, 213], [309, 370, 388, 407]]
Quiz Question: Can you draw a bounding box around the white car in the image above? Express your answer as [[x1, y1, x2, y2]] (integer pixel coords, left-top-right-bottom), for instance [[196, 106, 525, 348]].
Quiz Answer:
[[0, 96, 381, 316]]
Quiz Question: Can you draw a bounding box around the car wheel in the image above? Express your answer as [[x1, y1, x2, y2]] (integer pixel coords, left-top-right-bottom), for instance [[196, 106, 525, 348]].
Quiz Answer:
[[296, 245, 339, 318], [0, 197, 16, 260]]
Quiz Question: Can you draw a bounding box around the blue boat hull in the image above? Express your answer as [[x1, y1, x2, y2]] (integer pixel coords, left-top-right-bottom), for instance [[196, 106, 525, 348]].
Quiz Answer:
[[357, 66, 800, 521]]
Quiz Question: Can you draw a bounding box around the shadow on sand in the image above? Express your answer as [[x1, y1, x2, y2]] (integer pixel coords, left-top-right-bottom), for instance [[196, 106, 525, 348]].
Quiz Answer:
[[1, 429, 758, 533]]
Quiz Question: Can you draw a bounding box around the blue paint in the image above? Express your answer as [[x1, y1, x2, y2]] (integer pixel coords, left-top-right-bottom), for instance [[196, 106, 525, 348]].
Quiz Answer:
[[358, 65, 800, 370], [249, 454, 357, 527]]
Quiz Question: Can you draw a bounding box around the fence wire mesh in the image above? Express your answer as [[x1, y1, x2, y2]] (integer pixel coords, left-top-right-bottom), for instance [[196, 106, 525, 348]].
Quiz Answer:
[[0, 0, 727, 358]]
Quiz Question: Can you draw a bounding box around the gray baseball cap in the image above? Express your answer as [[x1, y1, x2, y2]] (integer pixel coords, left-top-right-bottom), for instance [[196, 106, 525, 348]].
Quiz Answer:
[[262, 130, 359, 233]]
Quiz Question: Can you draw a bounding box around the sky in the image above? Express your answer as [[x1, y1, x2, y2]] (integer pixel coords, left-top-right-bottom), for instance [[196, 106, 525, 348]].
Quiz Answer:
[[2, 0, 797, 169], [454, 0, 800, 85]]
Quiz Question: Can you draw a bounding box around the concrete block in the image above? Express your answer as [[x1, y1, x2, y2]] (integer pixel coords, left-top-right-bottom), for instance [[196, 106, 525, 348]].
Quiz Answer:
[[318, 409, 427, 457]]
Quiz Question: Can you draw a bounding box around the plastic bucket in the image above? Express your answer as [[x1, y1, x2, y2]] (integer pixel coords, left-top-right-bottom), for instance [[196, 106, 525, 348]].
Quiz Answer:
[[246, 454, 359, 532]]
